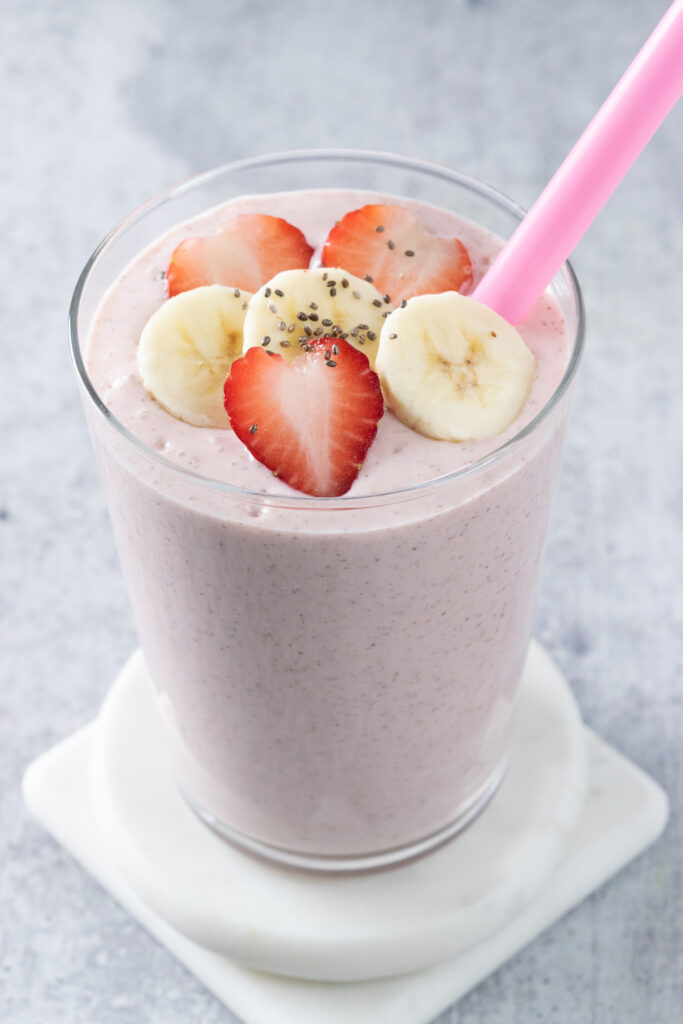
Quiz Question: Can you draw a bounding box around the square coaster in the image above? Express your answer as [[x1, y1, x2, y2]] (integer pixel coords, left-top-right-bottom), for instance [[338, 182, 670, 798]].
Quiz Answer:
[[23, 724, 667, 1024]]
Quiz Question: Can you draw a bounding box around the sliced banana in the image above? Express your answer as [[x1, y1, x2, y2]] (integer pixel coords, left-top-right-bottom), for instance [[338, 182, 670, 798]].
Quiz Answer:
[[375, 291, 536, 441], [242, 267, 391, 368], [137, 284, 250, 428]]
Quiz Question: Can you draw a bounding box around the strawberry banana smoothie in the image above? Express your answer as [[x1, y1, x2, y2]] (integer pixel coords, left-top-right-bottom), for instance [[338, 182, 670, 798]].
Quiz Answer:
[[76, 156, 582, 868]]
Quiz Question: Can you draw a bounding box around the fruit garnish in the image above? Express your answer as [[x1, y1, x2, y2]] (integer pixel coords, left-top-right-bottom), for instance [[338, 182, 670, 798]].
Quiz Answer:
[[242, 267, 390, 369], [321, 203, 473, 303], [137, 284, 250, 427], [375, 292, 536, 441], [224, 338, 384, 497], [167, 214, 314, 297]]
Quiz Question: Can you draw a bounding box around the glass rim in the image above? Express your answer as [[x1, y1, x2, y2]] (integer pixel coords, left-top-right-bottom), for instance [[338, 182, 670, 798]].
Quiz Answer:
[[69, 147, 586, 507]]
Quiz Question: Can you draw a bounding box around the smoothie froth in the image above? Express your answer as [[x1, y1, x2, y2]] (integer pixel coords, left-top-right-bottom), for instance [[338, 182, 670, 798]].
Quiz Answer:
[[88, 190, 568, 497]]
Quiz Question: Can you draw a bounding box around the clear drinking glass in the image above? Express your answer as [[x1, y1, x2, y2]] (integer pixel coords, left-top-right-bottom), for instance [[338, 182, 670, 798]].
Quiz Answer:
[[70, 151, 584, 871]]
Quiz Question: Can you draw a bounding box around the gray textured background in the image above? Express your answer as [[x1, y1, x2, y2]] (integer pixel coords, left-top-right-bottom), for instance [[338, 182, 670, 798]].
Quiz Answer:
[[2, 0, 682, 1020]]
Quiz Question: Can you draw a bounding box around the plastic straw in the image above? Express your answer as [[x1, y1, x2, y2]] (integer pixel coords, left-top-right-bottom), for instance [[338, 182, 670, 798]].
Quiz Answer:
[[473, 0, 683, 325]]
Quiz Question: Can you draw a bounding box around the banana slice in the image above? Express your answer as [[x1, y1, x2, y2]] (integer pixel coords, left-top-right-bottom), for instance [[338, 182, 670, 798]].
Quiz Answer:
[[242, 267, 391, 368], [137, 284, 250, 428], [376, 291, 536, 441]]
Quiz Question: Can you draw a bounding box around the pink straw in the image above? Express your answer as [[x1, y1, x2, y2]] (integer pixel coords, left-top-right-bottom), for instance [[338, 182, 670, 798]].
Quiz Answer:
[[473, 0, 683, 325]]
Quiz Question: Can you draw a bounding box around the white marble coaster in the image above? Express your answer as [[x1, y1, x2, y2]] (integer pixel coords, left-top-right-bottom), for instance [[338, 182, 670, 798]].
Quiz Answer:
[[23, 646, 668, 1024]]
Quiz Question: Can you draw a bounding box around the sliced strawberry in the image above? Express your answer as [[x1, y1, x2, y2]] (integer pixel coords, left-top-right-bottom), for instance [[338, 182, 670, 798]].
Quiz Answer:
[[167, 214, 314, 297], [321, 203, 473, 303], [224, 338, 384, 497]]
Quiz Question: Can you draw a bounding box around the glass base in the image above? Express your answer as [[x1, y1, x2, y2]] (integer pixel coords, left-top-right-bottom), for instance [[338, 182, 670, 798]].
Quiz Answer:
[[180, 760, 508, 874]]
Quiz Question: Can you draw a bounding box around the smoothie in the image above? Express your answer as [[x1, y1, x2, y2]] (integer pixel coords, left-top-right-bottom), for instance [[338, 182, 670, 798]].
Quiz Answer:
[[75, 156, 581, 867]]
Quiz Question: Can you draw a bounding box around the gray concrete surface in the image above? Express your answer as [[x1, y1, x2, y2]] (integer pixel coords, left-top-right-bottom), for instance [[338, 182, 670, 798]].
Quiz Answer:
[[2, 0, 681, 1020]]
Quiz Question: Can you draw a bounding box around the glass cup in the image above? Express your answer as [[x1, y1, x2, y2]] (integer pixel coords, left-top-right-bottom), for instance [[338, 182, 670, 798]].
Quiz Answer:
[[70, 151, 584, 871]]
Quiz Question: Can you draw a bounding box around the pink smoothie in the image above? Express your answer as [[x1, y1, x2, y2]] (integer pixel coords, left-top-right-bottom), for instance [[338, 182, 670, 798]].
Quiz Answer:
[[84, 188, 573, 860]]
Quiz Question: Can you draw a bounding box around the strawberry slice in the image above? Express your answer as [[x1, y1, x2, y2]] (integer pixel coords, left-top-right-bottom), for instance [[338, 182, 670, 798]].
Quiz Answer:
[[321, 204, 473, 303], [167, 214, 314, 297], [224, 338, 384, 497]]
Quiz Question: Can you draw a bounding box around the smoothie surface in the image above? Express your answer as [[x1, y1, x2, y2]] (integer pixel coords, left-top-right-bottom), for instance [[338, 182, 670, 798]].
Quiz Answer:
[[87, 189, 570, 496]]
